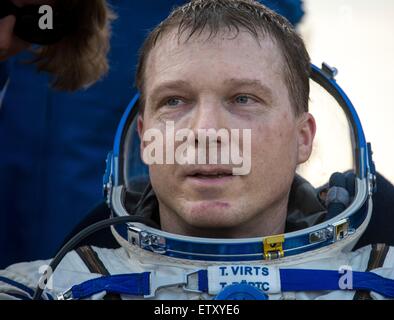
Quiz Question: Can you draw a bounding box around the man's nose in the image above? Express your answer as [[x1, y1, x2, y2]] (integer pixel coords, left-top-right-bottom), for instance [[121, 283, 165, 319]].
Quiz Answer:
[[190, 100, 226, 132], [188, 100, 229, 152], [0, 15, 16, 52]]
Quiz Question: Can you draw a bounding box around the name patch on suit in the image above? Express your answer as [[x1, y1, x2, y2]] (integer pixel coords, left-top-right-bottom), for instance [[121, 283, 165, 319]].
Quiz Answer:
[[207, 265, 280, 294]]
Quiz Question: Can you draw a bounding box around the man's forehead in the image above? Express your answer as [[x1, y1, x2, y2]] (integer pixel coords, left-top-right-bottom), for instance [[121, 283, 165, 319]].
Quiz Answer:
[[144, 27, 284, 89], [148, 27, 280, 59]]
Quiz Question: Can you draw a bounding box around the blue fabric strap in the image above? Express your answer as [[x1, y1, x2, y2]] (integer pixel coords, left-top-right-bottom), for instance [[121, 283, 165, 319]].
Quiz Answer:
[[0, 276, 34, 298], [195, 269, 394, 298], [280, 269, 394, 298], [198, 270, 208, 292], [70, 272, 150, 300], [66, 268, 394, 300]]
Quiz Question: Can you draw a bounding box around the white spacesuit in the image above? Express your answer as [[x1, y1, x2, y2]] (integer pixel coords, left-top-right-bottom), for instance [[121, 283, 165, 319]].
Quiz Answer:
[[1, 64, 394, 300]]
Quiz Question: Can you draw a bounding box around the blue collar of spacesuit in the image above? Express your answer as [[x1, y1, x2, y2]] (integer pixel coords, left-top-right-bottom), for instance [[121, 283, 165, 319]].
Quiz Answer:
[[104, 63, 377, 262]]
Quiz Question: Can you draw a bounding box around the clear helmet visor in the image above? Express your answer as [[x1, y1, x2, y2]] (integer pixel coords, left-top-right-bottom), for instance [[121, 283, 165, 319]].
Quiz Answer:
[[298, 78, 355, 188]]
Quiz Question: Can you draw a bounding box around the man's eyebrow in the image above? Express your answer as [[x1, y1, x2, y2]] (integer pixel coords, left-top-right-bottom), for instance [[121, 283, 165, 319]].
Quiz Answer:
[[224, 78, 274, 101], [150, 80, 192, 98], [149, 79, 274, 102]]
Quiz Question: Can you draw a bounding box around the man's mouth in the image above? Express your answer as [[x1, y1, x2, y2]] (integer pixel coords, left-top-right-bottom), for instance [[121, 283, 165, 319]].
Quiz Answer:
[[189, 173, 233, 179], [186, 166, 233, 176], [185, 167, 235, 184]]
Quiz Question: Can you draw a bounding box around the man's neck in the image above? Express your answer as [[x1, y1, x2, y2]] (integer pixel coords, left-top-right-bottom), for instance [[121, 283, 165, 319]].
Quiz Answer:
[[158, 200, 288, 239]]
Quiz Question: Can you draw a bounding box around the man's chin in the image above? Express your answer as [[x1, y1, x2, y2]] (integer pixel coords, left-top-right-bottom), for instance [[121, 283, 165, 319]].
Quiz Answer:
[[183, 200, 240, 227], [189, 199, 231, 211]]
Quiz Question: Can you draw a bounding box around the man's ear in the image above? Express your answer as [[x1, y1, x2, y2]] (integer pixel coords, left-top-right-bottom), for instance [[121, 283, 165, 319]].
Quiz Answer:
[[297, 112, 316, 165]]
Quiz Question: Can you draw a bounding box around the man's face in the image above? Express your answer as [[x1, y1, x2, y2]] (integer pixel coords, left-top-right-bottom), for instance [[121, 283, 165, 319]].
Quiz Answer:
[[138, 29, 315, 238]]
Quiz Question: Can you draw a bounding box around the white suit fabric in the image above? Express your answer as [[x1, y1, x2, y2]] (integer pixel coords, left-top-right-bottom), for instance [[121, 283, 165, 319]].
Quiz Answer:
[[1, 219, 393, 300]]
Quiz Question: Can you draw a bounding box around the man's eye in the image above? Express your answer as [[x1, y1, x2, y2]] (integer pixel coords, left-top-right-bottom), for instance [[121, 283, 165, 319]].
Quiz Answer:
[[164, 97, 184, 107], [234, 95, 255, 105]]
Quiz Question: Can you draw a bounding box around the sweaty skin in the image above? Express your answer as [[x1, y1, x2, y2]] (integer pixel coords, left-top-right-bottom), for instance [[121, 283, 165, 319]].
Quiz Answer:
[[138, 29, 316, 239]]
